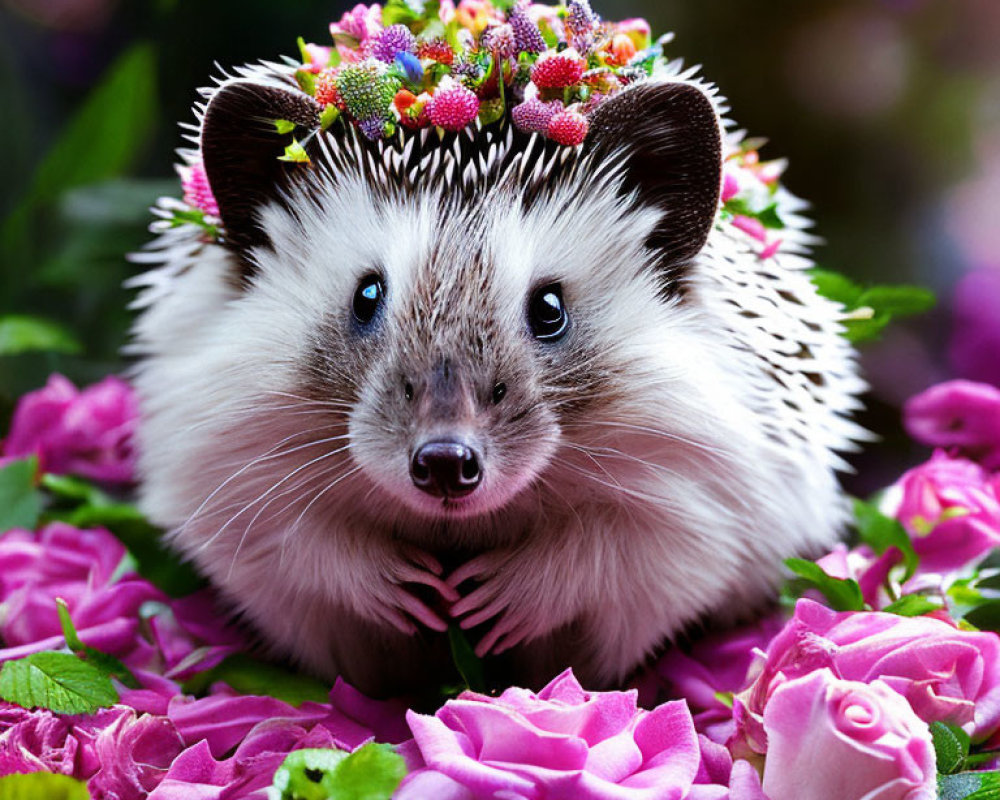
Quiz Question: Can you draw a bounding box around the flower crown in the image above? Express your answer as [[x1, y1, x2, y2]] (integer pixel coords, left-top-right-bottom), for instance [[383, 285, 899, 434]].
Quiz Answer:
[[169, 0, 793, 263], [297, 0, 657, 146]]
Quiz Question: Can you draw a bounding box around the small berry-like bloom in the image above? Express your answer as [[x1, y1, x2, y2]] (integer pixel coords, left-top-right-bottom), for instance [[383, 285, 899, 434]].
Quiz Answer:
[[416, 38, 454, 65], [481, 23, 517, 59], [358, 116, 391, 140], [546, 108, 589, 146], [530, 49, 586, 89], [334, 59, 400, 123], [314, 71, 342, 108], [180, 160, 219, 217], [565, 0, 598, 52], [370, 23, 417, 63], [508, 0, 545, 54], [609, 32, 638, 65], [511, 97, 561, 133], [427, 79, 480, 131]]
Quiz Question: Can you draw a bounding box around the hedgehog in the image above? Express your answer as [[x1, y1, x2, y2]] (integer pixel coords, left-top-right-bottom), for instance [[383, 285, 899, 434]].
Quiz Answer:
[[128, 4, 865, 696]]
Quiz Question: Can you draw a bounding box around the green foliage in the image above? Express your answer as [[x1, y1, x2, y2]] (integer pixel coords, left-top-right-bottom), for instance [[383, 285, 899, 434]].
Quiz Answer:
[[0, 315, 82, 356], [280, 139, 312, 163], [271, 744, 407, 800], [853, 498, 919, 583], [938, 771, 1000, 800], [0, 457, 43, 533], [448, 624, 486, 693], [882, 594, 944, 617], [782, 558, 866, 611], [0, 773, 90, 800], [183, 654, 330, 707], [933, 721, 973, 775], [57, 598, 140, 689], [810, 268, 936, 343], [0, 651, 118, 715]]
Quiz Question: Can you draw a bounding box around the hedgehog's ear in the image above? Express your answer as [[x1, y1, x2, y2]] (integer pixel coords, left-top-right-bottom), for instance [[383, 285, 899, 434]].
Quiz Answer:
[[585, 81, 722, 288], [201, 81, 320, 271]]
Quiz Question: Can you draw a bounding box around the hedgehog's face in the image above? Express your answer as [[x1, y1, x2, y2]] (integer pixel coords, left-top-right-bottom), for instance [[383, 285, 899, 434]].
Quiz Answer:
[[197, 77, 722, 523]]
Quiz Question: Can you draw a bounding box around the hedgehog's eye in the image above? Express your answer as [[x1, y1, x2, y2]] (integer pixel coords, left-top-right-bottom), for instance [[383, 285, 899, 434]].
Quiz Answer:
[[353, 274, 385, 327], [528, 283, 569, 341]]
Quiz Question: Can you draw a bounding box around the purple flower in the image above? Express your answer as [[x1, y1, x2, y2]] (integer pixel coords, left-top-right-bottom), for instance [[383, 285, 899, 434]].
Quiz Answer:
[[905, 380, 1000, 470], [1, 373, 138, 484], [396, 669, 730, 800], [889, 451, 1000, 574], [369, 23, 416, 63], [509, 1, 545, 54], [733, 599, 1000, 754], [512, 97, 562, 133], [655, 616, 784, 743], [950, 268, 1000, 388], [760, 669, 936, 800], [0, 524, 164, 668], [0, 703, 80, 776]]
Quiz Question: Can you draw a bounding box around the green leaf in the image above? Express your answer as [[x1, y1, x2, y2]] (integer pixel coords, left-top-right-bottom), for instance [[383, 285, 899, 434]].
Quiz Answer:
[[57, 598, 140, 688], [327, 743, 408, 800], [274, 119, 298, 135], [857, 285, 936, 317], [932, 721, 971, 775], [0, 773, 90, 800], [783, 558, 866, 611], [0, 651, 118, 714], [882, 594, 944, 617], [963, 600, 1000, 633], [448, 624, 486, 692], [271, 744, 407, 800], [280, 139, 312, 164], [320, 104, 342, 130], [0, 457, 43, 533], [853, 498, 920, 582], [41, 472, 108, 505], [810, 268, 864, 308], [1, 43, 158, 261], [938, 771, 1000, 800], [183, 654, 329, 707], [0, 315, 82, 356]]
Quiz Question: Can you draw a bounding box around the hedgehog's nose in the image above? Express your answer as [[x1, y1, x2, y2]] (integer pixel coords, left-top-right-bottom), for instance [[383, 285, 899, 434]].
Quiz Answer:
[[411, 441, 481, 498]]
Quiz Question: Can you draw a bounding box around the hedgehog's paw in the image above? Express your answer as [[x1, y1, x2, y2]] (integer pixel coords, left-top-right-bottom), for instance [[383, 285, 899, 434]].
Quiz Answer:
[[361, 545, 460, 635]]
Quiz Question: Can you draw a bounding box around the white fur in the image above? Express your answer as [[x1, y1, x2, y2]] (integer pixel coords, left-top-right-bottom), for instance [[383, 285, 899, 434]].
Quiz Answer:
[[130, 63, 865, 690]]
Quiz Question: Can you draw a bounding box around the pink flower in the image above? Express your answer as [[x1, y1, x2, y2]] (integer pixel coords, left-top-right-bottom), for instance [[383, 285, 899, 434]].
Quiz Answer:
[[0, 703, 80, 776], [330, 3, 382, 45], [0, 524, 163, 669], [734, 599, 1000, 751], [655, 616, 784, 743], [950, 268, 1000, 388], [760, 669, 936, 800], [890, 451, 1000, 574], [1, 373, 138, 484], [904, 380, 1000, 470], [721, 171, 740, 203], [731, 214, 767, 242], [396, 669, 729, 800], [180, 160, 220, 216], [814, 544, 898, 610]]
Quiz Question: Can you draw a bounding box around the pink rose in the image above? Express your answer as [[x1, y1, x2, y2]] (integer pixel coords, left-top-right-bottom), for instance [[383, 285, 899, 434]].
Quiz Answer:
[[761, 669, 936, 800], [735, 599, 1000, 749], [890, 451, 1000, 574], [655, 616, 784, 743], [1, 373, 138, 484], [0, 703, 81, 776], [396, 669, 729, 800], [814, 544, 898, 609], [905, 380, 1000, 470]]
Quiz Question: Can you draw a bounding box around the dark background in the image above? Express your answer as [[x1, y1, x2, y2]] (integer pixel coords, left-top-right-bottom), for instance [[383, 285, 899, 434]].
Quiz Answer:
[[1, 0, 998, 490]]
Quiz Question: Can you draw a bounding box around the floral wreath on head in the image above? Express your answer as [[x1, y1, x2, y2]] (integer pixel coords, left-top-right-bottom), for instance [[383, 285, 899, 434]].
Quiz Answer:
[[168, 0, 791, 263]]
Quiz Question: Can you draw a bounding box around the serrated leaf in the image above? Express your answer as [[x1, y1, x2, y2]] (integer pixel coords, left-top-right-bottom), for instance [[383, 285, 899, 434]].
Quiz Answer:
[[0, 651, 118, 714], [784, 558, 866, 611], [272, 749, 349, 800], [0, 457, 43, 533], [183, 653, 328, 707], [0, 773, 90, 800], [448, 624, 486, 692], [882, 594, 944, 617], [0, 315, 82, 356], [57, 598, 140, 688], [932, 721, 971, 775], [853, 498, 920, 582], [938, 771, 1000, 800], [328, 743, 408, 800]]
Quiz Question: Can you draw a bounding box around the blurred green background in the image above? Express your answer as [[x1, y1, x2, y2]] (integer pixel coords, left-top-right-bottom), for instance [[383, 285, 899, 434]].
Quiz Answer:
[[1, 0, 998, 488]]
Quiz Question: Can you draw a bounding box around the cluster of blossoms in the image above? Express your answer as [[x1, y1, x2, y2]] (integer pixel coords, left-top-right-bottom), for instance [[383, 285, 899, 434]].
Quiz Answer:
[[2, 372, 1000, 798], [294, 0, 658, 146]]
